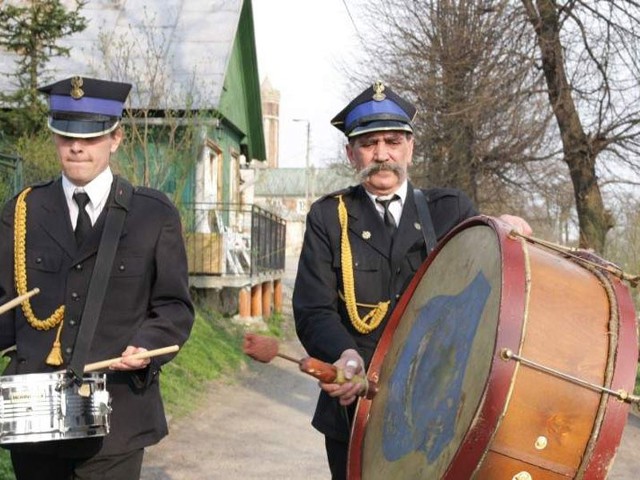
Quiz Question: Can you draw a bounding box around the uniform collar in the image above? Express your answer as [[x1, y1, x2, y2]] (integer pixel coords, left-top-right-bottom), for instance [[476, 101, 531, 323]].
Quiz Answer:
[[364, 179, 408, 206], [62, 167, 113, 210]]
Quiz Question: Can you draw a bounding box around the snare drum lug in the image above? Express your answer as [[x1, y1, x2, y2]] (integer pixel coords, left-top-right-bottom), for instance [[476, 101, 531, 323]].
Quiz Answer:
[[512, 472, 532, 480], [99, 401, 111, 415], [77, 383, 91, 398]]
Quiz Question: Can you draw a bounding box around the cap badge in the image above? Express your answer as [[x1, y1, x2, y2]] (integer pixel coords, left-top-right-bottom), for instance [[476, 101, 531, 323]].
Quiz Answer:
[[70, 76, 84, 99], [372, 81, 386, 101]]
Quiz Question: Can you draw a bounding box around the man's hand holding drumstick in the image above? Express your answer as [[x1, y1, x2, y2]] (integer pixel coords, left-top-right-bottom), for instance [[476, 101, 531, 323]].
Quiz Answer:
[[108, 346, 152, 371], [83, 345, 180, 373]]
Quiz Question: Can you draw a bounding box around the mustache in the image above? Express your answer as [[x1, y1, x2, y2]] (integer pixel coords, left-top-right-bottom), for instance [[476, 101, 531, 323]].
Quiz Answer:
[[357, 162, 404, 182]]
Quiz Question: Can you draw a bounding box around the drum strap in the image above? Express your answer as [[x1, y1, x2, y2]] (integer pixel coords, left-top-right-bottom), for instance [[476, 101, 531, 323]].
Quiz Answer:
[[413, 189, 437, 255], [64, 176, 133, 387]]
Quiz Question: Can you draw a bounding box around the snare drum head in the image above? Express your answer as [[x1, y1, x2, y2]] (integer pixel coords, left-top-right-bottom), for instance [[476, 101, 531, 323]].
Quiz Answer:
[[353, 223, 505, 479]]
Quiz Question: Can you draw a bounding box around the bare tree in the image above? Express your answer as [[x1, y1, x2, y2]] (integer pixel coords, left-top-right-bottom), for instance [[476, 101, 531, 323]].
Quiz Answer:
[[350, 0, 640, 251], [520, 0, 640, 251], [87, 8, 205, 205], [0, 0, 87, 138], [348, 1, 559, 219]]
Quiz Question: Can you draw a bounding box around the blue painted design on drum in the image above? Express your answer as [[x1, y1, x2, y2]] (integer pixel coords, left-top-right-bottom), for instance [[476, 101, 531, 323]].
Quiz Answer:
[[382, 272, 491, 463]]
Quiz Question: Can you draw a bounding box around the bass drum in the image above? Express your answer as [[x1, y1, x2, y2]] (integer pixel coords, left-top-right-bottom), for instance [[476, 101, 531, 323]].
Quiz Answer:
[[349, 216, 638, 479]]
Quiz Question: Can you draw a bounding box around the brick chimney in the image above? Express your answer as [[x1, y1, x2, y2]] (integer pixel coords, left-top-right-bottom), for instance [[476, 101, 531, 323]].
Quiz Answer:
[[260, 77, 280, 169]]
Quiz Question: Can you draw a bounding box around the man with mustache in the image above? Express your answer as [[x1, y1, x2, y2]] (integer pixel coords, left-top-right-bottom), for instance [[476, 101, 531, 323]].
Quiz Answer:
[[292, 81, 531, 480]]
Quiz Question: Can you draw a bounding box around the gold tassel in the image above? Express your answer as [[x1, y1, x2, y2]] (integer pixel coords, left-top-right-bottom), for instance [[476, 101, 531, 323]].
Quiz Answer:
[[45, 320, 64, 366]]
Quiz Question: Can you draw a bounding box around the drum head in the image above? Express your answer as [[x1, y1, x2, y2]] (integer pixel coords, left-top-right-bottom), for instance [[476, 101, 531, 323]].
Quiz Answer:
[[354, 223, 504, 478]]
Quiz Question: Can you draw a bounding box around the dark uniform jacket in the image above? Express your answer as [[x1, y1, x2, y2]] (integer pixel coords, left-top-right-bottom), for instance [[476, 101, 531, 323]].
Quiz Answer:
[[0, 176, 194, 457], [293, 182, 477, 441]]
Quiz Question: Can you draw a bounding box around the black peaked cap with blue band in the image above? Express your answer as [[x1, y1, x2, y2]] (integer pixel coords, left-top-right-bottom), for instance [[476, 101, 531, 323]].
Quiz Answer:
[[331, 81, 417, 138], [38, 76, 132, 138]]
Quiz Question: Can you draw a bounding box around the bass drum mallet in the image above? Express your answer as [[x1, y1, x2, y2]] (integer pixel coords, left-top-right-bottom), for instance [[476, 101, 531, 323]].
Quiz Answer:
[[242, 332, 378, 399]]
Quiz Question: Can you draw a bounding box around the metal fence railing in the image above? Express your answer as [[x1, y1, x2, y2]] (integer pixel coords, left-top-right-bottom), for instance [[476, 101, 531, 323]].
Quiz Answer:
[[182, 202, 286, 276]]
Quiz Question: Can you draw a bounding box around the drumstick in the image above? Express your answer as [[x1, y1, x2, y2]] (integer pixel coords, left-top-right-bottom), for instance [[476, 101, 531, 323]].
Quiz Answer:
[[0, 288, 40, 315], [83, 345, 180, 372], [242, 333, 378, 399]]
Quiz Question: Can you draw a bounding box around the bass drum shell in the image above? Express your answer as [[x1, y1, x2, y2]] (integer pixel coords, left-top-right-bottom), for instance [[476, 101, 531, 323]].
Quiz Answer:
[[0, 372, 110, 444], [349, 216, 638, 479]]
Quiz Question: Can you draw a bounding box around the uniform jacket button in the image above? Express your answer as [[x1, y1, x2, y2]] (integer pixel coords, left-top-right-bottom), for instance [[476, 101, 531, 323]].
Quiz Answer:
[[71, 292, 79, 300], [35, 257, 42, 264], [69, 319, 77, 327], [65, 347, 73, 355], [119, 264, 125, 271], [75, 263, 83, 270]]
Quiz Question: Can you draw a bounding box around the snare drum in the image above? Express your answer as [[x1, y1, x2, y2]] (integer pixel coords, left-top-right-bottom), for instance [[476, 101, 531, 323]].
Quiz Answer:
[[0, 372, 111, 444]]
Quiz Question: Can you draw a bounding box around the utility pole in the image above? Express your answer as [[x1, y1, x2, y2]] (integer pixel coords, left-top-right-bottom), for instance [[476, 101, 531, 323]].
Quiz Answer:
[[293, 118, 311, 210]]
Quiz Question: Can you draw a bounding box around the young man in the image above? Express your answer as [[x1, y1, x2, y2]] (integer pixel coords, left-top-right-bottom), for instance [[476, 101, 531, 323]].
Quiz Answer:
[[0, 76, 194, 479], [292, 81, 530, 479]]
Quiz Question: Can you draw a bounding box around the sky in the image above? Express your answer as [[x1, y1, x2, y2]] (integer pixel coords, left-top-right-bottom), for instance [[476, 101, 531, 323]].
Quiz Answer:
[[252, 0, 364, 168]]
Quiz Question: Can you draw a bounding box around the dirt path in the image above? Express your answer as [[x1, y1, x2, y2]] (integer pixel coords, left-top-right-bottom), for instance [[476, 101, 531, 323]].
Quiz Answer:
[[140, 338, 329, 480]]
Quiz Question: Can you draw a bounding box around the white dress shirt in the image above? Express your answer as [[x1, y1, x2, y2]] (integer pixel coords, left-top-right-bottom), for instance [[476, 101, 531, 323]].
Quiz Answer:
[[366, 179, 408, 226], [62, 168, 113, 229]]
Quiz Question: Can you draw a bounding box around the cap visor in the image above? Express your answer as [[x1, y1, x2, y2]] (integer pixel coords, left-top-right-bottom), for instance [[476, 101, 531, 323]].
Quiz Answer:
[[48, 118, 119, 138], [348, 120, 413, 138]]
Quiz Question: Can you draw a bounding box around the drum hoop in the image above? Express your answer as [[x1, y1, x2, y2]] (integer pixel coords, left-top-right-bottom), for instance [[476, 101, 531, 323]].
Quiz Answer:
[[581, 270, 639, 475]]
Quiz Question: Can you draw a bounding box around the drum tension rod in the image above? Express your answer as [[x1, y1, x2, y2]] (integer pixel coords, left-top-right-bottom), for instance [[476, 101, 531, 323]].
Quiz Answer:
[[500, 348, 640, 404]]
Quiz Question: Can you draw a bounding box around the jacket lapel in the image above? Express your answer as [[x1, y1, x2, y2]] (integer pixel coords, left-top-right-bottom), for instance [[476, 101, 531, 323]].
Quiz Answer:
[[37, 179, 76, 258], [391, 184, 424, 260], [36, 178, 129, 264]]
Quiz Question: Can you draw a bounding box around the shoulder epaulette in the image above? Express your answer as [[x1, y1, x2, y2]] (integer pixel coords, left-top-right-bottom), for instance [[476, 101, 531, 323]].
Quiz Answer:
[[423, 187, 463, 203], [132, 186, 175, 208], [322, 185, 355, 201], [9, 179, 54, 201], [30, 179, 55, 189]]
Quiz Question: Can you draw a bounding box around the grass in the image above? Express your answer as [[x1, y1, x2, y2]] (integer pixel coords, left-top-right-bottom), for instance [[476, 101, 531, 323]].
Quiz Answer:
[[0, 302, 284, 478]]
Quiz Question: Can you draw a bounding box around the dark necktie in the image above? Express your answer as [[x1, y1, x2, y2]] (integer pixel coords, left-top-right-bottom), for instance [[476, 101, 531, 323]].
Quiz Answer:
[[73, 192, 92, 246], [376, 195, 398, 236]]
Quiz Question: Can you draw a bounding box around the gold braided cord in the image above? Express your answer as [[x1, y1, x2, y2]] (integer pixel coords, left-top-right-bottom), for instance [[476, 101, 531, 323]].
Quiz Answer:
[[337, 195, 389, 334], [14, 188, 65, 331]]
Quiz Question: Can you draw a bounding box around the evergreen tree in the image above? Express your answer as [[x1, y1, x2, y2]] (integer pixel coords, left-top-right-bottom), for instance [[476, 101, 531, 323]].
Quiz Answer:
[[0, 0, 87, 140]]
